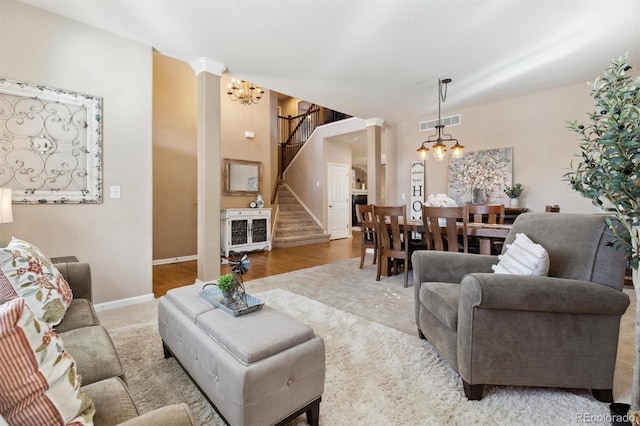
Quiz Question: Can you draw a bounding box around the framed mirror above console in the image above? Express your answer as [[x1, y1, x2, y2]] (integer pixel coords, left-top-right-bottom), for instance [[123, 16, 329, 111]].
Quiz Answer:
[[223, 158, 262, 196]]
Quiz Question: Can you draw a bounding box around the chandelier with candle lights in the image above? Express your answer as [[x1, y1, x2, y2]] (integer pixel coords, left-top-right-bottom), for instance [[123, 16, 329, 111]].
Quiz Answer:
[[416, 77, 464, 161], [226, 78, 265, 105]]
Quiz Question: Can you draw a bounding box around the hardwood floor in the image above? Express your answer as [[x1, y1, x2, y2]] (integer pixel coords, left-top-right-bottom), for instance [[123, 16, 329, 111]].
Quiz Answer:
[[153, 233, 362, 298]]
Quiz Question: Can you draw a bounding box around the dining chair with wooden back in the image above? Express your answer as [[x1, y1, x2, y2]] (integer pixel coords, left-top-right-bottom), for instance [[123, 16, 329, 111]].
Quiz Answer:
[[372, 205, 412, 288], [467, 204, 505, 254], [422, 205, 469, 253], [545, 205, 561, 213], [467, 204, 505, 225], [355, 204, 377, 269]]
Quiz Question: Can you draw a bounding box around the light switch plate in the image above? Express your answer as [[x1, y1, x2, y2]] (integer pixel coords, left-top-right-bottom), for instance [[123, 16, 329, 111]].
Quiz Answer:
[[110, 186, 121, 199]]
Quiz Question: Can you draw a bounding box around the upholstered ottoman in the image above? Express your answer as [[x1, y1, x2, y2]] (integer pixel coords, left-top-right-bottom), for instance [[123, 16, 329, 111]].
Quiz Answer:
[[158, 283, 325, 426]]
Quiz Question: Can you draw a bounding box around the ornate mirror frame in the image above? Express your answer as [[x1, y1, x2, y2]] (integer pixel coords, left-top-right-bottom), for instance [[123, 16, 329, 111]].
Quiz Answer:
[[0, 78, 103, 204], [223, 158, 262, 196]]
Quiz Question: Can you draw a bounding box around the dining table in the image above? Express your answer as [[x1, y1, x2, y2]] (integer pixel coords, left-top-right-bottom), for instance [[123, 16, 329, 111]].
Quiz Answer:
[[376, 219, 512, 277], [402, 219, 512, 255]]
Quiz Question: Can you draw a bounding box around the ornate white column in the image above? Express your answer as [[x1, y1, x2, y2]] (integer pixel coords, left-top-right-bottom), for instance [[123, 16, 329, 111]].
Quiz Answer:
[[190, 57, 226, 282]]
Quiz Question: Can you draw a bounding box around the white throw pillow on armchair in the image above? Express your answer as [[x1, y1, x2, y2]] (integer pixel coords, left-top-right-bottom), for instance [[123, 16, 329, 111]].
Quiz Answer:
[[491, 233, 550, 276]]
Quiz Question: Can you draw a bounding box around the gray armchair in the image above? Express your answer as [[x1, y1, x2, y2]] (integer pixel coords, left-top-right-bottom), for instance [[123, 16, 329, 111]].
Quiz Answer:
[[412, 213, 630, 401]]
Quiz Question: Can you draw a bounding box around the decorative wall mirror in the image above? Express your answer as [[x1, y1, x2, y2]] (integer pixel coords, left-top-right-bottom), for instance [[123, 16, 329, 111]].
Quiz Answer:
[[223, 159, 262, 196]]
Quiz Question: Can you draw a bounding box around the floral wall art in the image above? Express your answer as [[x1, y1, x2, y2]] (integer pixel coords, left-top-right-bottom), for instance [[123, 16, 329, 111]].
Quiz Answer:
[[448, 147, 513, 205], [0, 79, 103, 203]]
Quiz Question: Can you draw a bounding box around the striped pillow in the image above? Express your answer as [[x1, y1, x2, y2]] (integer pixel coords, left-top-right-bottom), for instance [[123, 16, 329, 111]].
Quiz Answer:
[[491, 233, 549, 276], [0, 238, 72, 326], [0, 298, 94, 425]]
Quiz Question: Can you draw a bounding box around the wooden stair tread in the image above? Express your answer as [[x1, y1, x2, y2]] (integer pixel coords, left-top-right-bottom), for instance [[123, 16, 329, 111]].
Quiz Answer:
[[272, 233, 331, 248]]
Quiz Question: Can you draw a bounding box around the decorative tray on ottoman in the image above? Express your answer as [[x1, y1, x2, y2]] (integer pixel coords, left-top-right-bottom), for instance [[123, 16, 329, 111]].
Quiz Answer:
[[199, 286, 265, 317]]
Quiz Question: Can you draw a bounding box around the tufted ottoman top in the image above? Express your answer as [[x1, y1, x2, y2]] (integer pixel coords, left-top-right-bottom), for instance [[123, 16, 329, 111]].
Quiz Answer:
[[165, 284, 316, 365], [196, 306, 315, 364], [166, 282, 212, 321]]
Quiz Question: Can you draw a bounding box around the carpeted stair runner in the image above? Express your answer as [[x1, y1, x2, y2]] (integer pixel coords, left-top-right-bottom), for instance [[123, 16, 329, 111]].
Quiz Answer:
[[273, 186, 330, 248]]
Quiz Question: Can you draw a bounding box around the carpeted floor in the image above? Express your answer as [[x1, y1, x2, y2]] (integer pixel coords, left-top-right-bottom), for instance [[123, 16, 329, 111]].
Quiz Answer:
[[100, 257, 635, 425]]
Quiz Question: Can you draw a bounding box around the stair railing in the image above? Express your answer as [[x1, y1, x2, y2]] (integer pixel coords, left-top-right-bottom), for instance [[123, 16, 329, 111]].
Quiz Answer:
[[272, 105, 351, 203]]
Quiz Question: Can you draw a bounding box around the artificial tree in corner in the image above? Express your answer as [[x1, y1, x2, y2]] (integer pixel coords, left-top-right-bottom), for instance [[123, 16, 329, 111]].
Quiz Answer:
[[565, 54, 640, 415]]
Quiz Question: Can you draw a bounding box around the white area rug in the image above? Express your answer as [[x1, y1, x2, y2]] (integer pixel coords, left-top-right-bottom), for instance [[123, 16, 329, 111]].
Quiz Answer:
[[109, 288, 612, 425]]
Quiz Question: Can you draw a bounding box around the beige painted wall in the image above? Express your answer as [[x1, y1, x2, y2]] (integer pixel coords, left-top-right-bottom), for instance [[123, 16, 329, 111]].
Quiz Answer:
[[284, 118, 366, 228], [153, 52, 197, 260], [221, 75, 274, 209], [284, 129, 324, 222], [0, 0, 153, 304], [152, 64, 277, 260], [279, 97, 300, 118], [392, 81, 608, 214], [325, 142, 352, 169]]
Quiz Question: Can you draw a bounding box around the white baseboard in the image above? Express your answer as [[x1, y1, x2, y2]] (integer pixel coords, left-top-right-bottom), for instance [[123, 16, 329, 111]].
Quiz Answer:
[[152, 255, 198, 266], [94, 293, 155, 312]]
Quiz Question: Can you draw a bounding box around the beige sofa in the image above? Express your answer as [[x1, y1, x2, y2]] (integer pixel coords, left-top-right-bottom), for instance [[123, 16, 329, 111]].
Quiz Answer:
[[53, 261, 195, 426]]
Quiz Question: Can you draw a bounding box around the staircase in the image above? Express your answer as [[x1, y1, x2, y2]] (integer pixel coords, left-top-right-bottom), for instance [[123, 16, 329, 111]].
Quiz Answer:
[[273, 186, 330, 248]]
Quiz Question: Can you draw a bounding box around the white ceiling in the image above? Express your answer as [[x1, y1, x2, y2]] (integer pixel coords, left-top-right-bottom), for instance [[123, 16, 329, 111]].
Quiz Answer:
[[16, 0, 640, 125]]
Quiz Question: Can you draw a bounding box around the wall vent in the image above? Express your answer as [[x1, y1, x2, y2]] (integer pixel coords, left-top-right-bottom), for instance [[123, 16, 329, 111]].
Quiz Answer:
[[419, 114, 461, 132]]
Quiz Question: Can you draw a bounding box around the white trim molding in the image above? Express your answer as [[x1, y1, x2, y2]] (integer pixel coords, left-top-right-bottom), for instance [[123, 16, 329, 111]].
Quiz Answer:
[[94, 293, 155, 312], [190, 57, 227, 76], [152, 255, 198, 266], [364, 117, 385, 127]]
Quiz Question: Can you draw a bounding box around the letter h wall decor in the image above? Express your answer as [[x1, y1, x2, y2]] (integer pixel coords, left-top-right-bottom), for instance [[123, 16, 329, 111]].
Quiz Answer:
[[410, 161, 425, 220]]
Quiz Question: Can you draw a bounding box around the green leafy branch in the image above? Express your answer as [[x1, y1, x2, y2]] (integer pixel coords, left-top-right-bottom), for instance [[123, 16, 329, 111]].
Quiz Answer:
[[565, 54, 640, 269]]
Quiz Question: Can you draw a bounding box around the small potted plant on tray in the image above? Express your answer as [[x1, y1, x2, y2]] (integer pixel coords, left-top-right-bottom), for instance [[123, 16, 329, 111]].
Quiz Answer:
[[216, 273, 239, 303]]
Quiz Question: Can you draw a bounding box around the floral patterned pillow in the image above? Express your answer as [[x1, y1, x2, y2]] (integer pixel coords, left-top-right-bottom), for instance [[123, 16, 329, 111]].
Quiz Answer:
[[0, 238, 72, 326], [0, 297, 95, 425]]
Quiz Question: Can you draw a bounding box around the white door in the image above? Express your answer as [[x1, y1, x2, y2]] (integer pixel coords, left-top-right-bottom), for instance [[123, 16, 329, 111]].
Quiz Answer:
[[327, 163, 350, 239]]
